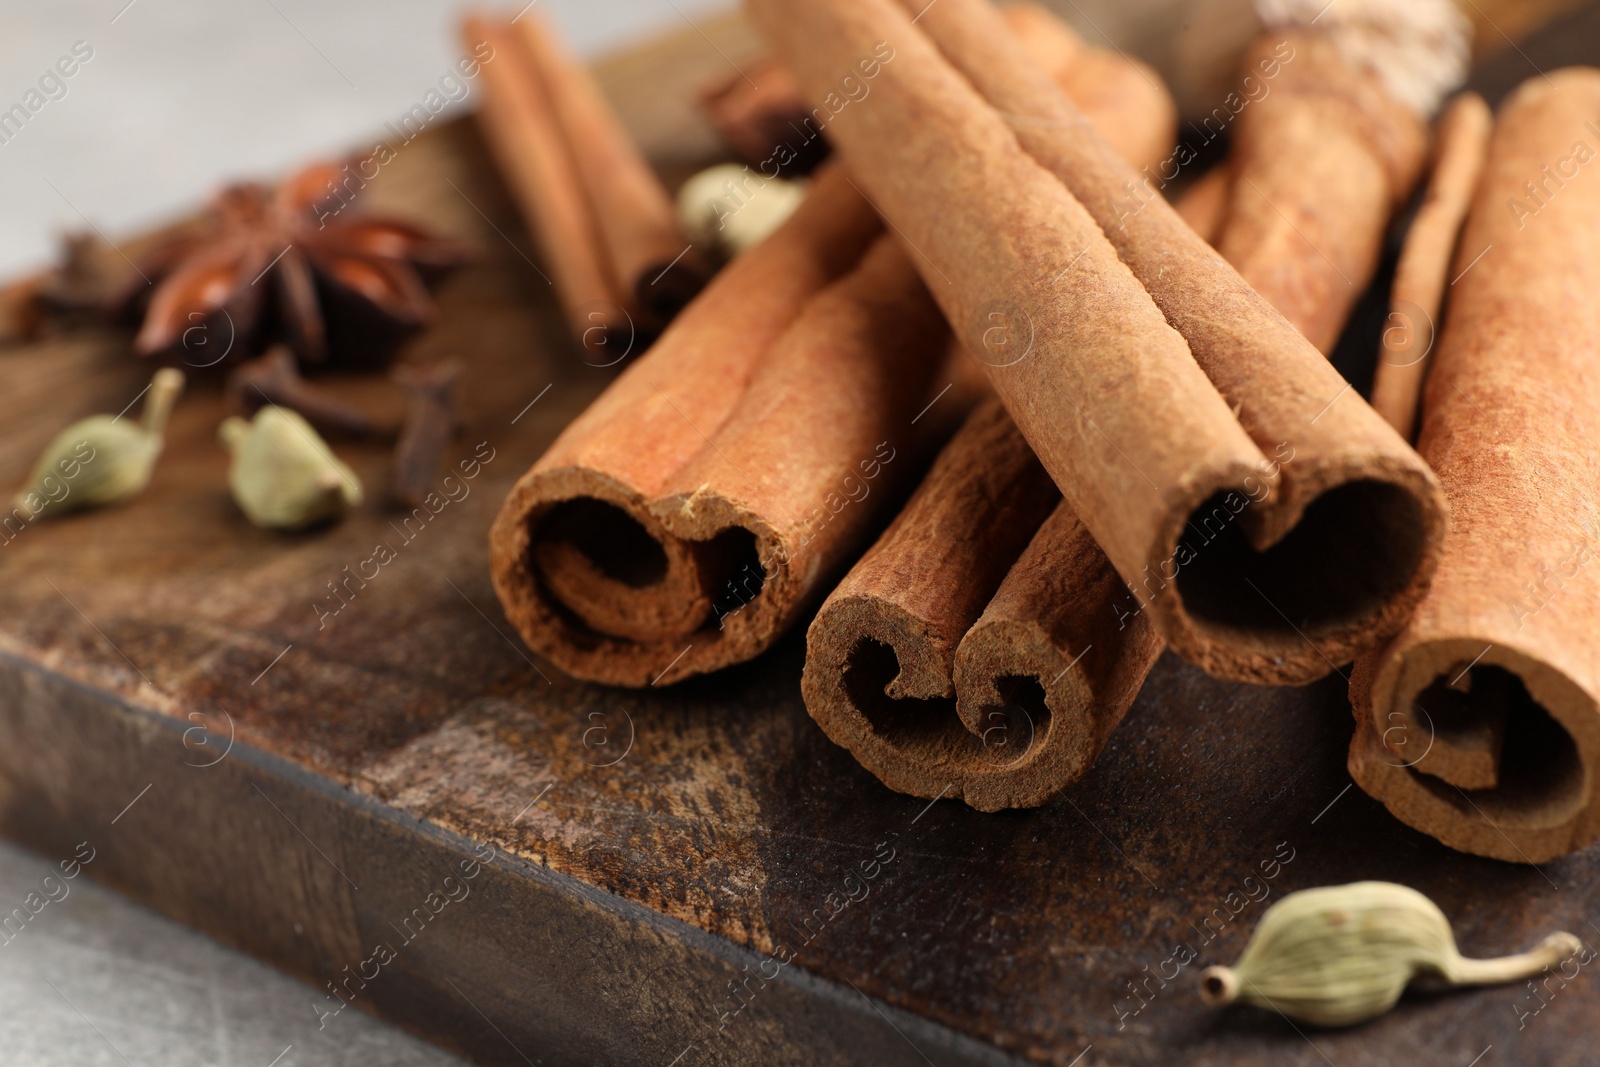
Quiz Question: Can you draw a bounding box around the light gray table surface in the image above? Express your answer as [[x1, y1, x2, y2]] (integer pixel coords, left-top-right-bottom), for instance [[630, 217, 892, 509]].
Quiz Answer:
[[0, 0, 729, 280], [0, 7, 726, 1064], [0, 837, 467, 1066]]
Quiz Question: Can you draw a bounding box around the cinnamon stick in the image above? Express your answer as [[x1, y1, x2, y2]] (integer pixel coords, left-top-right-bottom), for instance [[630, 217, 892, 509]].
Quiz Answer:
[[1214, 0, 1470, 353], [514, 13, 709, 322], [1175, 163, 1233, 246], [804, 400, 1056, 804], [999, 2, 1176, 175], [464, 15, 631, 356], [954, 501, 1164, 804], [699, 4, 1176, 187], [802, 19, 1178, 807], [1369, 92, 1493, 442], [806, 399, 1161, 808], [750, 0, 1446, 685], [1349, 70, 1600, 863], [490, 169, 977, 685]]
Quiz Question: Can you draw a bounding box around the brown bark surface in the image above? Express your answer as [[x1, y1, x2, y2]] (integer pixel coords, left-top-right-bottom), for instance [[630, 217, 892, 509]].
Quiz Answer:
[[465, 16, 629, 348], [750, 0, 1446, 686], [515, 13, 710, 321], [1174, 163, 1232, 246], [1349, 70, 1600, 864], [1217, 32, 1429, 355], [801, 6, 1176, 808], [1370, 92, 1494, 441], [490, 170, 971, 685]]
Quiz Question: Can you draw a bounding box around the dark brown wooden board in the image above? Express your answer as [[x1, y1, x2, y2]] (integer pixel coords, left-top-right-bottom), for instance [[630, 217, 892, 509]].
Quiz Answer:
[[2, 11, 1599, 1067]]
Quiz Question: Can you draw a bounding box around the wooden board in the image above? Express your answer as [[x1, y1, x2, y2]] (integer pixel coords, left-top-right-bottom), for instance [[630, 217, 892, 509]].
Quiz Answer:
[[2, 10, 1600, 1067]]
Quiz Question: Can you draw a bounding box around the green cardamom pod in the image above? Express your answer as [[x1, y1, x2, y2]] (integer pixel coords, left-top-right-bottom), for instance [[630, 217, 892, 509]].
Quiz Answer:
[[220, 407, 362, 530], [1200, 881, 1582, 1027], [13, 367, 185, 520]]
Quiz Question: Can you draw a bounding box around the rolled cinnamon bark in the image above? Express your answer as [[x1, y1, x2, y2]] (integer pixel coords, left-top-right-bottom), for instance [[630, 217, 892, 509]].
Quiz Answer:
[[999, 2, 1176, 177], [1349, 70, 1600, 864], [751, 0, 1446, 685], [1174, 163, 1233, 246], [1216, 1, 1469, 353], [804, 400, 1060, 807], [515, 13, 710, 321], [1369, 93, 1493, 442], [954, 501, 1164, 804], [490, 169, 974, 686], [466, 16, 631, 353], [804, 398, 1164, 810], [699, 5, 1176, 182], [802, 12, 1176, 807]]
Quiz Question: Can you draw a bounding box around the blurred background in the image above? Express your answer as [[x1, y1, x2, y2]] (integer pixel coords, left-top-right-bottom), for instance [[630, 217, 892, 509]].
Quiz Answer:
[[0, 0, 1568, 280], [0, 0, 731, 278]]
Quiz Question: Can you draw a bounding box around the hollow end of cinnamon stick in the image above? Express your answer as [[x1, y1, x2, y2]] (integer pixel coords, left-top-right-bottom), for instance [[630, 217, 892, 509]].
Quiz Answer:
[[802, 401, 1162, 810], [1351, 642, 1600, 864], [498, 476, 781, 683], [750, 0, 1447, 688], [489, 177, 974, 686], [801, 399, 1058, 807], [803, 516, 1163, 811], [1149, 462, 1444, 687], [806, 620, 1085, 809], [1348, 69, 1600, 863], [498, 368, 966, 686], [951, 504, 1164, 807]]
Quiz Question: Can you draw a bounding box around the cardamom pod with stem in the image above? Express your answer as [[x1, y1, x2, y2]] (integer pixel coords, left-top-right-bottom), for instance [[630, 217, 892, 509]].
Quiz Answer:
[[220, 407, 362, 530], [13, 367, 185, 520], [1200, 881, 1583, 1027]]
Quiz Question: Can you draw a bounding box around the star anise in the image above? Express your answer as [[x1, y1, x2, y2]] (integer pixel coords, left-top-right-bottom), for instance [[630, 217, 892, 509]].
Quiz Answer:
[[129, 160, 473, 368]]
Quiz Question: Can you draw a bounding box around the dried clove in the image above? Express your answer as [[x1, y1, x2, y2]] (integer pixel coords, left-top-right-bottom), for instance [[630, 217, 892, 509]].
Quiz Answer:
[[1200, 881, 1584, 1027], [226, 346, 376, 438], [391, 360, 462, 508], [13, 367, 185, 520], [220, 407, 362, 530]]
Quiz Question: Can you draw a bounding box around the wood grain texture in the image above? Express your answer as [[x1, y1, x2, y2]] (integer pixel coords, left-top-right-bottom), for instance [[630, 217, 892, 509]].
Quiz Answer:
[[0, 12, 1598, 1067]]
